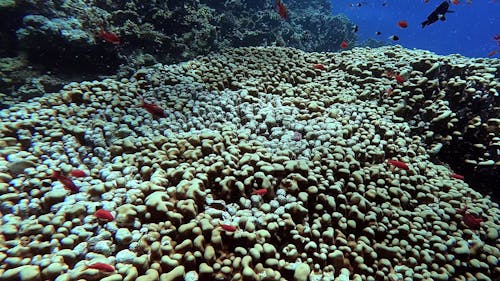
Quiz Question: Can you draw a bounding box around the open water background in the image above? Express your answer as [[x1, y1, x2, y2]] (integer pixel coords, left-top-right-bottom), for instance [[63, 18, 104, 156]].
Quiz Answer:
[[332, 0, 500, 57]]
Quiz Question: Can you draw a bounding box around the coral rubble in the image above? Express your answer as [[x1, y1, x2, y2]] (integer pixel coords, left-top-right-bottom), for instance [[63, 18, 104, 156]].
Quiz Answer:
[[0, 46, 499, 281]]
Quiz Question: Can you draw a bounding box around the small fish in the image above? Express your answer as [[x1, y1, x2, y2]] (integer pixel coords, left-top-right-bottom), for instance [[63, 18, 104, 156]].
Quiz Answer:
[[487, 50, 499, 57], [252, 188, 268, 196], [397, 20, 408, 28], [421, 1, 454, 28], [388, 35, 399, 41], [353, 24, 359, 33], [312, 64, 325, 70], [95, 209, 114, 221], [394, 74, 405, 84], [350, 2, 367, 7], [139, 96, 166, 118], [451, 0, 460, 4], [387, 159, 409, 170], [276, 0, 287, 19], [86, 262, 115, 272], [451, 173, 464, 180], [494, 35, 500, 46], [219, 223, 237, 232], [385, 70, 394, 77], [51, 171, 79, 193], [424, 0, 430, 3], [456, 206, 483, 230], [70, 169, 87, 177], [340, 40, 349, 49], [386, 87, 393, 97], [385, 70, 405, 84], [97, 27, 120, 45], [50, 171, 61, 180], [375, 31, 382, 35]]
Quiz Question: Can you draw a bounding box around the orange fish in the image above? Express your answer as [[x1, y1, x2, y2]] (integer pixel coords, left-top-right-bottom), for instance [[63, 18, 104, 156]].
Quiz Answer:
[[97, 27, 120, 45], [387, 159, 409, 170], [219, 223, 237, 232], [312, 64, 325, 70], [95, 209, 114, 221], [51, 171, 79, 193], [451, 173, 464, 180], [386, 87, 393, 97], [252, 188, 268, 196], [451, 0, 460, 4], [340, 41, 349, 49], [139, 96, 165, 118], [456, 206, 483, 230], [70, 169, 87, 177], [493, 35, 500, 47], [394, 74, 405, 84], [397, 20, 408, 28], [488, 50, 499, 57], [386, 70, 405, 84], [276, 0, 287, 19], [86, 262, 115, 272]]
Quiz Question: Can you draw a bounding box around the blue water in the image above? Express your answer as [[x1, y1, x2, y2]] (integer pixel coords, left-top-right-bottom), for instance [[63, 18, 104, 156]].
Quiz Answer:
[[332, 0, 499, 57]]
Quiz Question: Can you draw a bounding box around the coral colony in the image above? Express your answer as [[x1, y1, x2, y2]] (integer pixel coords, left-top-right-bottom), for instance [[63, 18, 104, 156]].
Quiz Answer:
[[0, 46, 498, 280], [0, 0, 499, 281]]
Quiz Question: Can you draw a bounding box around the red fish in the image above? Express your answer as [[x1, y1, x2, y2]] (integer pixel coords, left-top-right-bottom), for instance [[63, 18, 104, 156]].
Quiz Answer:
[[451, 0, 460, 4], [394, 74, 405, 84], [97, 27, 120, 45], [451, 173, 464, 180], [387, 159, 409, 170], [386, 70, 405, 84], [139, 97, 166, 118], [276, 0, 288, 19], [219, 223, 237, 232], [340, 41, 349, 49], [312, 64, 325, 70], [51, 171, 79, 193], [386, 87, 393, 97], [494, 35, 500, 47], [456, 206, 483, 230], [252, 188, 268, 196], [86, 262, 115, 272], [397, 20, 408, 28], [95, 209, 114, 221], [488, 50, 498, 57], [70, 170, 87, 177]]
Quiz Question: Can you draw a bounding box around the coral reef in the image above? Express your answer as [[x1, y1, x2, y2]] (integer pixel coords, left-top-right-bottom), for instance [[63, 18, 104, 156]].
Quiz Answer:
[[0, 0, 15, 9], [0, 56, 32, 94], [0, 0, 355, 102], [381, 52, 500, 201], [0, 46, 498, 281], [16, 14, 120, 73], [0, 55, 67, 107]]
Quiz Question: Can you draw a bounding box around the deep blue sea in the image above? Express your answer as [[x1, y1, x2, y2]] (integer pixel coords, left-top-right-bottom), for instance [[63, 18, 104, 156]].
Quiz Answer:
[[332, 0, 499, 57]]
